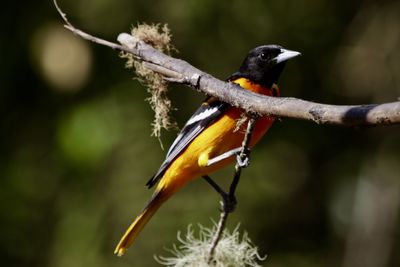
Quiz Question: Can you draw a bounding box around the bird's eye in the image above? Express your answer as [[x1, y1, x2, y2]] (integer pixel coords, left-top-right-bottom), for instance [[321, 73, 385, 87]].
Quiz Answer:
[[259, 52, 268, 61]]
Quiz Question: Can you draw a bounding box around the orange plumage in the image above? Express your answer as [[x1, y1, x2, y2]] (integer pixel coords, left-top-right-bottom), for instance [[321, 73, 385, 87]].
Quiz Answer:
[[115, 46, 300, 256]]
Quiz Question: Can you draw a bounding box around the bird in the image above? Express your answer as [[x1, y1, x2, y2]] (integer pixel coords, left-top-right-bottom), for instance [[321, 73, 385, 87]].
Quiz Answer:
[[114, 45, 300, 256]]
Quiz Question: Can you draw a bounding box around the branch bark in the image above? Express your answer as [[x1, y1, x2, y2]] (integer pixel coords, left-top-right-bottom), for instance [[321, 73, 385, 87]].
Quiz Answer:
[[54, 0, 400, 127]]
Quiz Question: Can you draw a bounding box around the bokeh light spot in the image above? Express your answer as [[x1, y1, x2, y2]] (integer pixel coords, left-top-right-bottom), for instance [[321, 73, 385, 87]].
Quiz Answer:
[[31, 23, 92, 92], [57, 100, 121, 167]]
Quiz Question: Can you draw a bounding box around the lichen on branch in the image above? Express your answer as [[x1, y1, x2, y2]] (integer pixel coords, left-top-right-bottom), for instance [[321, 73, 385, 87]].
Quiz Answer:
[[120, 23, 177, 140], [155, 224, 266, 267]]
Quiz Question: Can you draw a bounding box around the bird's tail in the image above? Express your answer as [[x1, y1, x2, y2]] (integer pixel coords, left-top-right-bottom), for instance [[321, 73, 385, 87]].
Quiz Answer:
[[114, 189, 168, 256]]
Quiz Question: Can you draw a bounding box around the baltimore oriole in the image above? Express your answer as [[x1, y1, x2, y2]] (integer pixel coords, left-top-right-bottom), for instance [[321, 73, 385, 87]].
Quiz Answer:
[[115, 45, 300, 256]]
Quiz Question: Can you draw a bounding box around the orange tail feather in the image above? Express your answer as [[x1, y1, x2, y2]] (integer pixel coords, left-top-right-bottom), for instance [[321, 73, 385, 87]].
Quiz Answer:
[[114, 190, 167, 256]]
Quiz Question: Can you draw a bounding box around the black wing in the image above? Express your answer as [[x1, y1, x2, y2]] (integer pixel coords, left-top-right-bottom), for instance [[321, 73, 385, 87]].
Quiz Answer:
[[146, 97, 229, 188]]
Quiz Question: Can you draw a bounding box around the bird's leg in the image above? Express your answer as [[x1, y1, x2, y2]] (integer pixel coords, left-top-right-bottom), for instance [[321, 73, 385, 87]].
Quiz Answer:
[[202, 175, 237, 213], [206, 147, 242, 167], [206, 147, 251, 168]]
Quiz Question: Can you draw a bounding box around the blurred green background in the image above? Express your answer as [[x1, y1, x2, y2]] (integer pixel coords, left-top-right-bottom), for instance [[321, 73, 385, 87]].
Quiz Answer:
[[2, 0, 400, 266]]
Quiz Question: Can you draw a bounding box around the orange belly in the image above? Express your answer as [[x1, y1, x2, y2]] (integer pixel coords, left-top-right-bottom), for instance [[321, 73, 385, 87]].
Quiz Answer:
[[156, 107, 274, 192]]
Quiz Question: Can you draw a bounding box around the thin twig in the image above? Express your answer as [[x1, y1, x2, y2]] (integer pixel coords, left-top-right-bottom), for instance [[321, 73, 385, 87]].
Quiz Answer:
[[54, 0, 139, 54], [53, 0, 400, 127], [53, 0, 72, 28], [207, 210, 229, 264], [206, 115, 257, 264], [230, 115, 257, 197]]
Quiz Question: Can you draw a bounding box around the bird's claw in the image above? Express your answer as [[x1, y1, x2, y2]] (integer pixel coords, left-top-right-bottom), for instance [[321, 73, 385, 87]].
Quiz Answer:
[[236, 148, 251, 168]]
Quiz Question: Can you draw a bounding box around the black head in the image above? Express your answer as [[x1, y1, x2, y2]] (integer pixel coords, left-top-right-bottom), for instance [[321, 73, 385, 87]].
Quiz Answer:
[[230, 45, 300, 88]]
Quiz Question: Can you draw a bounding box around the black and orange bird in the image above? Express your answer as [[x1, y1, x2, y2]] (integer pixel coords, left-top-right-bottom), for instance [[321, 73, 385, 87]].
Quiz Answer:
[[115, 45, 300, 256]]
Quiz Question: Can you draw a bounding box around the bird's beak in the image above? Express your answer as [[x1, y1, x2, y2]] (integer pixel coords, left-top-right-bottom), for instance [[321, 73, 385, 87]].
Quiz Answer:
[[274, 49, 301, 64]]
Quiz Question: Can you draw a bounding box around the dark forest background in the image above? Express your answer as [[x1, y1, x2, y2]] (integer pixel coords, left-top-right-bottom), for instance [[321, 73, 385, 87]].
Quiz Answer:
[[1, 0, 400, 266]]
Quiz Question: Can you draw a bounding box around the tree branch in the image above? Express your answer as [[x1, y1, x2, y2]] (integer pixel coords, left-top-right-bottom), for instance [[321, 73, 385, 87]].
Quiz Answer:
[[54, 0, 400, 126]]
